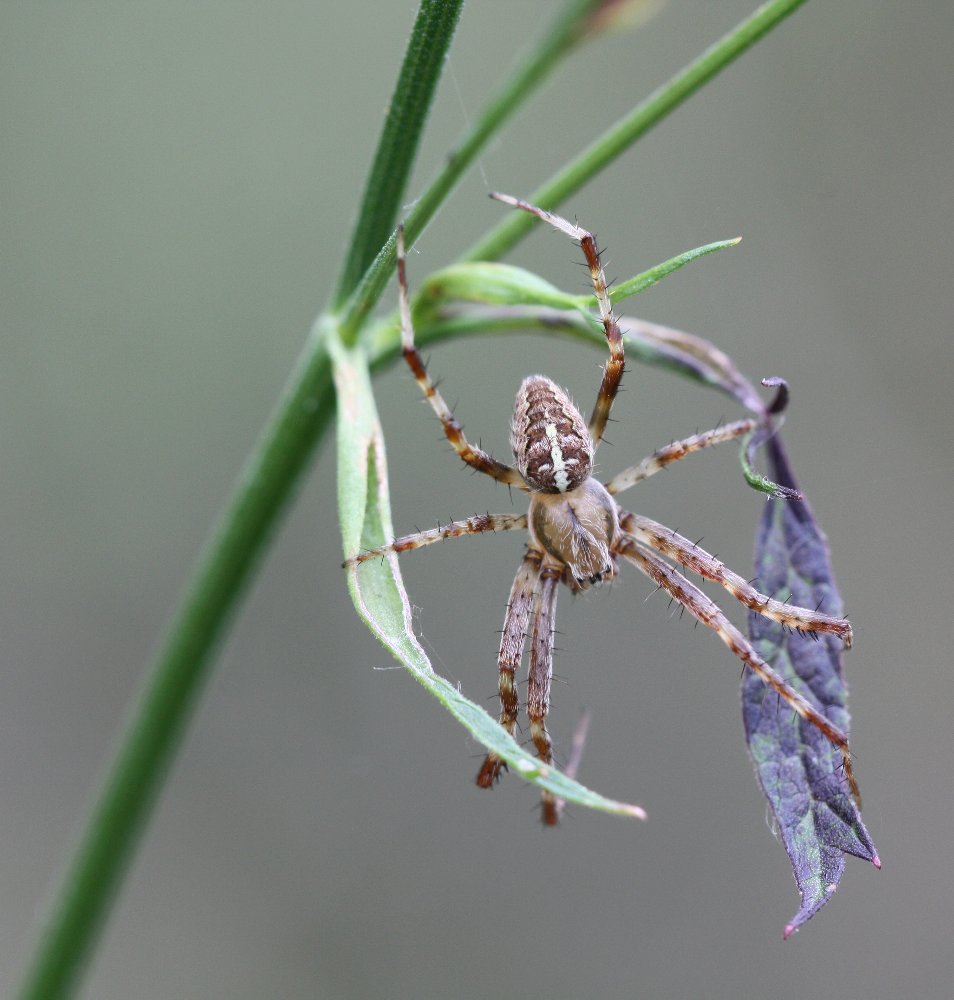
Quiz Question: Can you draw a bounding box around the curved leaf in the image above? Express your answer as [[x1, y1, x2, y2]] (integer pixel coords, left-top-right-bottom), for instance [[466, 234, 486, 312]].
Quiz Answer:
[[329, 328, 645, 822], [420, 262, 575, 314]]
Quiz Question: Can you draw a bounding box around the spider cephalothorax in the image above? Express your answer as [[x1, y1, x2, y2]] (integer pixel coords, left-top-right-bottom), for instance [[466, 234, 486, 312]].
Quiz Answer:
[[347, 193, 859, 826]]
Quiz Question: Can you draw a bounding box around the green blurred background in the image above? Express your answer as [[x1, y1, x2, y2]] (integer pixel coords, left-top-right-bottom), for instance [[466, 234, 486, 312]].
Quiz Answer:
[[2, 2, 951, 997]]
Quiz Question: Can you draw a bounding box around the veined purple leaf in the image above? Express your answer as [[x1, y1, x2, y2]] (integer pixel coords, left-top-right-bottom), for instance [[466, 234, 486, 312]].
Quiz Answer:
[[744, 434, 879, 937]]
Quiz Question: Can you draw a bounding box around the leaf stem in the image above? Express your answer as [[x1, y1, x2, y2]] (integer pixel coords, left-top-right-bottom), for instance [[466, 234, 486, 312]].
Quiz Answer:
[[332, 0, 465, 309], [464, 0, 809, 264]]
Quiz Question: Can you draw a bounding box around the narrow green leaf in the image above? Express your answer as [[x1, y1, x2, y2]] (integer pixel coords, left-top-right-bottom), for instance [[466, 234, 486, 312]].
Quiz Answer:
[[420, 262, 578, 314], [333, 0, 465, 311], [410, 238, 739, 347], [329, 332, 645, 821], [601, 237, 741, 306]]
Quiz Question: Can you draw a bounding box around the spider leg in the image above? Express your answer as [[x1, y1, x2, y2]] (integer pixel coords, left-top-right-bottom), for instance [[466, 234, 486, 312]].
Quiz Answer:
[[489, 193, 622, 449], [476, 548, 543, 789], [605, 419, 757, 496], [552, 708, 592, 824], [618, 511, 852, 647], [396, 226, 525, 488], [527, 562, 562, 826], [617, 538, 860, 806], [345, 513, 528, 566]]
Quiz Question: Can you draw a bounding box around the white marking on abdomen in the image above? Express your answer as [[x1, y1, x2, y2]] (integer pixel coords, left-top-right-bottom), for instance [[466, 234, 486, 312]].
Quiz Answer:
[[544, 422, 569, 492]]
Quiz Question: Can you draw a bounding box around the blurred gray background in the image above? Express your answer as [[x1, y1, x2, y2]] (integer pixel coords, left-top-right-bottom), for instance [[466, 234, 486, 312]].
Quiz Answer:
[[2, 2, 951, 997]]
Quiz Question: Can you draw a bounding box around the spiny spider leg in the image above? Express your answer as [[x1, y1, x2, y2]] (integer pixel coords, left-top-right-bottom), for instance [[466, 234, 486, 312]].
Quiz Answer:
[[396, 225, 526, 488], [476, 548, 543, 789], [344, 513, 528, 566], [618, 511, 853, 646], [605, 419, 756, 496], [489, 193, 623, 448], [527, 562, 562, 826], [617, 538, 860, 806]]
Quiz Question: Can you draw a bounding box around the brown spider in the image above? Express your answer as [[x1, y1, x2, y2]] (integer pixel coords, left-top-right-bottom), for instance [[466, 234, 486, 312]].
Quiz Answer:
[[349, 193, 858, 825]]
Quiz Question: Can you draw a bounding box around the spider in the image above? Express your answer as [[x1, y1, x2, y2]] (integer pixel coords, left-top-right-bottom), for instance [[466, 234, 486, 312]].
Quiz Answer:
[[348, 193, 858, 826]]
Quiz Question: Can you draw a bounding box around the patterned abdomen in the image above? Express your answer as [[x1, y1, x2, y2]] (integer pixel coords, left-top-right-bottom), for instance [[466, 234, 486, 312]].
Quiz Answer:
[[511, 376, 593, 493]]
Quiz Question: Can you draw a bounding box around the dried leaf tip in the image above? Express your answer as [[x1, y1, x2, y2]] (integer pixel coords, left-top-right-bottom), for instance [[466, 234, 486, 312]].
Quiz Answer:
[[760, 376, 790, 416]]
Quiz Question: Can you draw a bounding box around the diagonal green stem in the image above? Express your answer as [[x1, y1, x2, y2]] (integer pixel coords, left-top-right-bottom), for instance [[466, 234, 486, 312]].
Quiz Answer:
[[337, 0, 608, 343], [464, 0, 809, 263], [16, 327, 336, 1000], [332, 0, 465, 308], [18, 0, 466, 991]]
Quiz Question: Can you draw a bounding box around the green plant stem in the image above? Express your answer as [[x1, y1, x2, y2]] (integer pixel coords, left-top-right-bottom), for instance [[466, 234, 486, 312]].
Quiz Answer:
[[20, 3, 466, 994], [464, 0, 809, 264], [17, 330, 336, 1000], [337, 0, 604, 343], [332, 0, 465, 308]]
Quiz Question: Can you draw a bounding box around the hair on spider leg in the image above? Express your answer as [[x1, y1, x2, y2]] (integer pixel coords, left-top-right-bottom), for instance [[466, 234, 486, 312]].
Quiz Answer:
[[468, 750, 510, 776]]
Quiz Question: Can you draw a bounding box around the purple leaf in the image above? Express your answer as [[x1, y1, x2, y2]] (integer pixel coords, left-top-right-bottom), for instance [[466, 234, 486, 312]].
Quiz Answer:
[[744, 434, 879, 937]]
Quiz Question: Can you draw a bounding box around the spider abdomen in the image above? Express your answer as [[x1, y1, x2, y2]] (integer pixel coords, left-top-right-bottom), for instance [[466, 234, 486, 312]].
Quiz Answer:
[[512, 375, 593, 493]]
